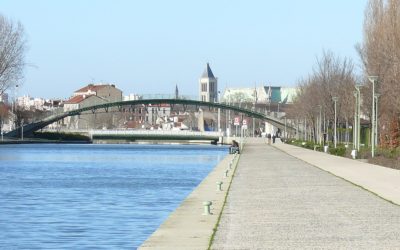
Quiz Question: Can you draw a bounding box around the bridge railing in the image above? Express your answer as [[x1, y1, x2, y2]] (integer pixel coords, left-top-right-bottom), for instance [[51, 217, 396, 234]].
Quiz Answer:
[[141, 94, 198, 100], [91, 129, 222, 137], [42, 128, 223, 137]]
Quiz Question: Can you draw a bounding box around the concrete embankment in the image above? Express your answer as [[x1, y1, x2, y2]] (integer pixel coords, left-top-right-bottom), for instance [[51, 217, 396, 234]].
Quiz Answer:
[[139, 151, 240, 249], [0, 139, 91, 144]]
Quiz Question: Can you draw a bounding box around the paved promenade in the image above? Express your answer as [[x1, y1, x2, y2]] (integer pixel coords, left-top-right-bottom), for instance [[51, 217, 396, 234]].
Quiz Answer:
[[212, 138, 400, 249]]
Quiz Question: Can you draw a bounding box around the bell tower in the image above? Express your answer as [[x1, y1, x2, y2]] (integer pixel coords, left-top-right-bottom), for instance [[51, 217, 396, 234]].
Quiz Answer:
[[199, 63, 218, 102]]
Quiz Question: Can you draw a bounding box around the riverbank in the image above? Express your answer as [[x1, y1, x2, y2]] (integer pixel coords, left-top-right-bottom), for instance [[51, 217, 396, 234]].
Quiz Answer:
[[139, 151, 240, 249], [0, 139, 92, 144]]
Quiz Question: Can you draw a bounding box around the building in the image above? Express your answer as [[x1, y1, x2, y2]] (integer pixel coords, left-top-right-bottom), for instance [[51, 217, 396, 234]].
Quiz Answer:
[[199, 63, 218, 102], [220, 86, 297, 105], [73, 83, 122, 102], [123, 93, 142, 101], [62, 83, 123, 129]]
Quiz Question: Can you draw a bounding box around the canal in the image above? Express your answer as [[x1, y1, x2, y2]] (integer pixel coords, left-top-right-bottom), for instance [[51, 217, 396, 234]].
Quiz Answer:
[[0, 143, 228, 249]]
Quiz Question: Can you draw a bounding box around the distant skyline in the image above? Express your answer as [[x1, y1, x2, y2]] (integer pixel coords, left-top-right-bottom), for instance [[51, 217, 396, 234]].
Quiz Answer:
[[2, 0, 367, 99]]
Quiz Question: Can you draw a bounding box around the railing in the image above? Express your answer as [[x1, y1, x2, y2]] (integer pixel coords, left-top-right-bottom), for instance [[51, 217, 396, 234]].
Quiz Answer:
[[140, 94, 197, 100], [43, 128, 223, 138], [92, 129, 222, 137]]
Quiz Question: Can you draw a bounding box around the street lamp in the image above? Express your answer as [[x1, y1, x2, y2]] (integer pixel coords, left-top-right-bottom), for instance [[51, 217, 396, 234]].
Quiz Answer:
[[353, 90, 358, 150], [332, 96, 338, 148], [228, 89, 231, 137], [374, 93, 380, 147], [355, 83, 362, 151], [317, 105, 322, 145], [368, 76, 378, 157], [217, 91, 221, 134]]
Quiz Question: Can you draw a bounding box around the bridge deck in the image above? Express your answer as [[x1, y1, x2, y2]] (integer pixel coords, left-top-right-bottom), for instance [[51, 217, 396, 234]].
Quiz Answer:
[[212, 138, 400, 249]]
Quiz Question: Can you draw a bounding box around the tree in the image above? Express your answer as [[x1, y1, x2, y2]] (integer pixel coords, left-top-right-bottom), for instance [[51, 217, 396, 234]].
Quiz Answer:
[[0, 102, 9, 131], [357, 0, 400, 148], [287, 51, 357, 143], [0, 14, 27, 95]]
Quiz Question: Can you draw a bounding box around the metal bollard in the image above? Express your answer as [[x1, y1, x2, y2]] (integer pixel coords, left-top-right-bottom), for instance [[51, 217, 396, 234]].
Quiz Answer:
[[224, 169, 229, 178], [216, 181, 223, 191], [203, 201, 212, 215]]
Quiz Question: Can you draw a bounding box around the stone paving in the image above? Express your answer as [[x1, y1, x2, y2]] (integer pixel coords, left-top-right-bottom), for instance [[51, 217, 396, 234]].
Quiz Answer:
[[212, 139, 400, 249]]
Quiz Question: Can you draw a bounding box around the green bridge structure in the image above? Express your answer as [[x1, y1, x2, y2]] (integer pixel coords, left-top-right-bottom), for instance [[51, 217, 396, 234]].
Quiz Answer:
[[5, 98, 291, 138]]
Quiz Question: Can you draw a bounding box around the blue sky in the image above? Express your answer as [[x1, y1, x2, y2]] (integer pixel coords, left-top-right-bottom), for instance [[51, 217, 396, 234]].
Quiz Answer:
[[2, 0, 367, 99]]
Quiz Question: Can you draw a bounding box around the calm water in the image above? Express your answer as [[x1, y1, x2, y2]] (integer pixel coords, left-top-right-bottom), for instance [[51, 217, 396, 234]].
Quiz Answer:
[[0, 143, 228, 249]]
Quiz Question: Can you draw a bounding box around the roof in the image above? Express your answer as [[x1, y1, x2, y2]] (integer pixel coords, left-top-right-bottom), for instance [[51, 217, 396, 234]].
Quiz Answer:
[[74, 84, 109, 93], [64, 95, 86, 104], [201, 63, 215, 79]]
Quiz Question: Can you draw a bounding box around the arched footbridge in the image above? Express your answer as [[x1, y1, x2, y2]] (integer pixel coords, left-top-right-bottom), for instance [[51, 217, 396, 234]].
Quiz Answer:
[[5, 99, 293, 138]]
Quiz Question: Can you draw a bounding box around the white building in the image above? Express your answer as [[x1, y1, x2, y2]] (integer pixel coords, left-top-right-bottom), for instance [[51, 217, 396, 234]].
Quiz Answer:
[[199, 63, 218, 102], [16, 95, 50, 110], [123, 93, 142, 101], [220, 86, 297, 104]]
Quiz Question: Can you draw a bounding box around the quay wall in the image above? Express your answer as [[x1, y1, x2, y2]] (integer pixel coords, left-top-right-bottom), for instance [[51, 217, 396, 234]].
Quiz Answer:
[[139, 151, 240, 249]]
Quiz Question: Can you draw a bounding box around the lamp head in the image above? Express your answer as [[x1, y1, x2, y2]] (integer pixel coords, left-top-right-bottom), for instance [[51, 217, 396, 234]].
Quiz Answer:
[[355, 82, 363, 88], [368, 76, 378, 83]]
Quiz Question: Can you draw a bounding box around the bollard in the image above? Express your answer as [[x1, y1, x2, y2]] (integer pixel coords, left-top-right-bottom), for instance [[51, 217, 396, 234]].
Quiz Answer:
[[203, 201, 212, 215], [224, 169, 229, 178], [229, 162, 232, 169], [351, 149, 357, 159], [216, 181, 223, 191]]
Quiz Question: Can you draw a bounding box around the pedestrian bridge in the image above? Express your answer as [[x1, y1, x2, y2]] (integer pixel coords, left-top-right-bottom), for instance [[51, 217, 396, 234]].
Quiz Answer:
[[5, 98, 291, 138]]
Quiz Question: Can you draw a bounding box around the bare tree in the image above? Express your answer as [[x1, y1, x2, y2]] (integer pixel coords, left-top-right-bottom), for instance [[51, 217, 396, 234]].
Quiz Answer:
[[357, 0, 400, 148], [289, 51, 357, 143], [0, 14, 27, 95]]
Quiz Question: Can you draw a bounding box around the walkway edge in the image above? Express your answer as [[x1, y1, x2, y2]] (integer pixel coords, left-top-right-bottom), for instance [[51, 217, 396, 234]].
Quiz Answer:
[[273, 142, 400, 205], [139, 152, 240, 250]]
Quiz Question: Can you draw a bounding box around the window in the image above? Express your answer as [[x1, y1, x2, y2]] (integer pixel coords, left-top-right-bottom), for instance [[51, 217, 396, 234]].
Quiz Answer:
[[201, 83, 207, 92]]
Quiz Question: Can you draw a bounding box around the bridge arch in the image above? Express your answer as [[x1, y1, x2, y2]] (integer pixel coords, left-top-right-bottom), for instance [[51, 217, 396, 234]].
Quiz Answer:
[[5, 99, 291, 137]]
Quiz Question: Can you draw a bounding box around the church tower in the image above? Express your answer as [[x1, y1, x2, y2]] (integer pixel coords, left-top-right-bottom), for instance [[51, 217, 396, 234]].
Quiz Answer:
[[199, 63, 218, 102]]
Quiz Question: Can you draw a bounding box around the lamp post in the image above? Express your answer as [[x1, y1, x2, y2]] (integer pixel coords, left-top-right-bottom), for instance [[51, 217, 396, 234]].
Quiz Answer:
[[217, 91, 221, 134], [355, 84, 362, 151], [374, 93, 380, 147], [368, 76, 378, 158], [318, 105, 322, 145], [353, 91, 358, 150], [228, 89, 231, 137], [332, 97, 338, 148]]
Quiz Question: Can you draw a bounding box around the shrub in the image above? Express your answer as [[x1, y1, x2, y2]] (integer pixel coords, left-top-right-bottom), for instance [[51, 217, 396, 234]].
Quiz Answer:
[[329, 146, 346, 156], [33, 131, 91, 141]]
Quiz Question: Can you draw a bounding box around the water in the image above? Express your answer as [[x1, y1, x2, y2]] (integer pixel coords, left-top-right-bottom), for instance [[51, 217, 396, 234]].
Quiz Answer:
[[0, 143, 228, 249]]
